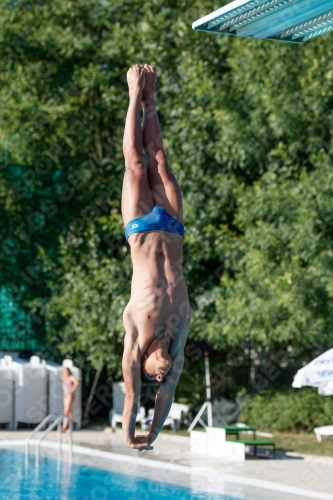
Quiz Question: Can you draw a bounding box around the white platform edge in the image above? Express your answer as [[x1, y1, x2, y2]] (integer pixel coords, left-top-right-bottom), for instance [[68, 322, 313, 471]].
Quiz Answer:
[[192, 0, 254, 29], [2, 440, 333, 500]]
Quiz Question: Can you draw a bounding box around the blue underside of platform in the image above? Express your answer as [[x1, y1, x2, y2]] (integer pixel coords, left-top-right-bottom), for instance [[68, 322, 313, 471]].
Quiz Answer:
[[192, 0, 333, 43]]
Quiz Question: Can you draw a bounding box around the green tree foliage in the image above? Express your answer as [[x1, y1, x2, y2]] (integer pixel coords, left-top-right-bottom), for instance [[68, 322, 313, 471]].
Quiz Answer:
[[202, 162, 333, 352], [43, 220, 129, 373], [1, 0, 333, 376]]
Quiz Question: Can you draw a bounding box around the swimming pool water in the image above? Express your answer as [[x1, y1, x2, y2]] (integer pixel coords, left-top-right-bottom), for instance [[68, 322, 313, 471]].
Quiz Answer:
[[0, 449, 239, 500]]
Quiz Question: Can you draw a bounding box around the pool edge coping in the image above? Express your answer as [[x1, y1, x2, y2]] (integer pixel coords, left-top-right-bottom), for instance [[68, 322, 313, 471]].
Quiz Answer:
[[1, 440, 333, 500]]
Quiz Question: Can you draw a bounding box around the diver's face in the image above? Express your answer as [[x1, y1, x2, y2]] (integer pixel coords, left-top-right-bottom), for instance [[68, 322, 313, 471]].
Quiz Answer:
[[143, 354, 172, 382]]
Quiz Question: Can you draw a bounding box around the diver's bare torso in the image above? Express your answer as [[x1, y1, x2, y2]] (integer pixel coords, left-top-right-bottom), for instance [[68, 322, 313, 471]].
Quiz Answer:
[[123, 230, 190, 357]]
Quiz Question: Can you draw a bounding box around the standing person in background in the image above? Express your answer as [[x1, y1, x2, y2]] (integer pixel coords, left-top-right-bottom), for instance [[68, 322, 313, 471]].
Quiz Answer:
[[61, 367, 79, 432]]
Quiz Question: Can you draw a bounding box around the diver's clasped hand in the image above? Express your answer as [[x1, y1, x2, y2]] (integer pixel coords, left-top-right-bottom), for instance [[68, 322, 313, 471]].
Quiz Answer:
[[127, 434, 154, 452]]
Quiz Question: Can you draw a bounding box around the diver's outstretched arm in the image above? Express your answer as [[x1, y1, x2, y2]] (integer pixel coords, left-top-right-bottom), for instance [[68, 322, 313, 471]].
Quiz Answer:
[[122, 328, 154, 451]]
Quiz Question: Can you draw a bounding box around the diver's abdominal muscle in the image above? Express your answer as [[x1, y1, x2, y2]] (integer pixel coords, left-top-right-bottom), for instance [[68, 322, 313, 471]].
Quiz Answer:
[[129, 231, 183, 261], [126, 231, 189, 333], [129, 232, 184, 294], [130, 275, 188, 306]]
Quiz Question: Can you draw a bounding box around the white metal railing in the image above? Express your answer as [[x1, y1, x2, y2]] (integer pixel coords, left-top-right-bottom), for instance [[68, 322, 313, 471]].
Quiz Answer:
[[25, 414, 73, 462], [25, 414, 55, 455]]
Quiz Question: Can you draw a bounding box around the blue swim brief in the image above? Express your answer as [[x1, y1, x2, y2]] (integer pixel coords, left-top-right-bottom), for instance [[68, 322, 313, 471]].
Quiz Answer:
[[125, 206, 184, 242]]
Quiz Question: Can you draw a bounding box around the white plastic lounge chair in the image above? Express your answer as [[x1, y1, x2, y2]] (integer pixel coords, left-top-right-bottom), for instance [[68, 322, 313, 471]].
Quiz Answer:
[[12, 356, 47, 429], [314, 426, 333, 442], [141, 402, 189, 431], [0, 358, 14, 429], [109, 382, 145, 431]]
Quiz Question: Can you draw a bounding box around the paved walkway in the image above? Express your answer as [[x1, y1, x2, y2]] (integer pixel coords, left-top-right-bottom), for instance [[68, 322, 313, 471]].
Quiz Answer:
[[1, 429, 333, 499]]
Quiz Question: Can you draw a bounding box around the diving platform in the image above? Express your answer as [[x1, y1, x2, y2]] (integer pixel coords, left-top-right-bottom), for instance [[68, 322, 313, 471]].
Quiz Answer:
[[192, 0, 333, 44]]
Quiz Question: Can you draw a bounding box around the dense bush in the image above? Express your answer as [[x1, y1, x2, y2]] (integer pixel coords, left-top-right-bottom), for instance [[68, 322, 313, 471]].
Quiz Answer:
[[240, 388, 333, 433]]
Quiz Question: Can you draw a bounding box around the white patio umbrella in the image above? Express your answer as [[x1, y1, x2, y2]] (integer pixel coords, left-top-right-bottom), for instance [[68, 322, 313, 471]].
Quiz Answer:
[[292, 348, 333, 396]]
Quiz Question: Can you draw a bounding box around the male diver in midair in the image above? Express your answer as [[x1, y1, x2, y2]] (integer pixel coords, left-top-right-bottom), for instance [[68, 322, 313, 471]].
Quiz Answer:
[[121, 64, 191, 451]]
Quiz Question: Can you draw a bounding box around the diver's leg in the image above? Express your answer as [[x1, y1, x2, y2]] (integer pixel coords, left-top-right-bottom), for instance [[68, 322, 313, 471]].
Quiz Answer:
[[122, 65, 154, 226], [142, 64, 183, 223]]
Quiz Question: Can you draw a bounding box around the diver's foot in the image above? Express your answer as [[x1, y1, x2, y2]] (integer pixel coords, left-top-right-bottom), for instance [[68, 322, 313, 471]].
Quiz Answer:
[[127, 64, 145, 100], [142, 64, 157, 103]]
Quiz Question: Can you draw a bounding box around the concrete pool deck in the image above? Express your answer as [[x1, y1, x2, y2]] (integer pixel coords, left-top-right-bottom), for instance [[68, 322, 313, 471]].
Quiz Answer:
[[1, 428, 333, 499]]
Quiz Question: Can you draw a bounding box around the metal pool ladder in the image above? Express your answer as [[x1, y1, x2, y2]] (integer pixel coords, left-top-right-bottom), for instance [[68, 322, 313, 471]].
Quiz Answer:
[[25, 414, 73, 461]]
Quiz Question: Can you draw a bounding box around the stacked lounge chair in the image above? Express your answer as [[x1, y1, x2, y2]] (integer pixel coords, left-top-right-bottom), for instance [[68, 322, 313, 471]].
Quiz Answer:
[[46, 361, 65, 418], [12, 355, 47, 429], [0, 356, 15, 429], [110, 381, 145, 430]]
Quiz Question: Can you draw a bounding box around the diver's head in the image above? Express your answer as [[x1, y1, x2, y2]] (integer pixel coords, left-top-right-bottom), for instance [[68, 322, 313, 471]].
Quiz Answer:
[[142, 350, 172, 383]]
